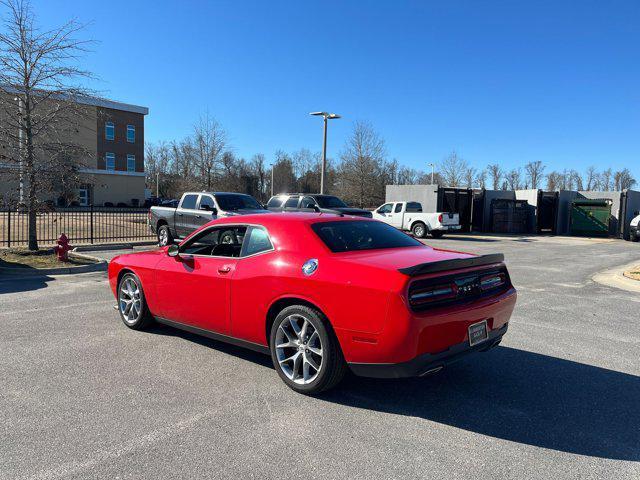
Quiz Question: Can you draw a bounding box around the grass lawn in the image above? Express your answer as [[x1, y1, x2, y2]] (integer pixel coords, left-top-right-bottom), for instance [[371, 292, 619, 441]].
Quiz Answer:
[[623, 265, 640, 281], [0, 248, 96, 270]]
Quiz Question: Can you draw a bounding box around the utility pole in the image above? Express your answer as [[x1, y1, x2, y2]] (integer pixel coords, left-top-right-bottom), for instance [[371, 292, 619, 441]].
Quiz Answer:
[[270, 163, 274, 197], [16, 96, 24, 206], [310, 112, 341, 194], [156, 171, 159, 198], [428, 163, 435, 185]]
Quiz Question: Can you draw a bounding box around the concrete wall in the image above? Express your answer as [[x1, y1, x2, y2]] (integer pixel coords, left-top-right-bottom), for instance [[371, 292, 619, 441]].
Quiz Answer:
[[385, 184, 439, 212], [515, 189, 539, 232]]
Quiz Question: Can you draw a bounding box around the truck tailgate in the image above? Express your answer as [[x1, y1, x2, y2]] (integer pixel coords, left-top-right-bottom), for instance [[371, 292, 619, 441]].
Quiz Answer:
[[441, 213, 459, 225]]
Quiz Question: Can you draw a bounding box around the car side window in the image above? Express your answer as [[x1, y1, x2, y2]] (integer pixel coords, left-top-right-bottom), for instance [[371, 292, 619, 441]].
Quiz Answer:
[[241, 226, 273, 257], [406, 202, 422, 213], [394, 203, 403, 213], [301, 196, 316, 209], [284, 196, 299, 208], [267, 197, 284, 208], [199, 195, 216, 210], [181, 194, 198, 210], [180, 226, 247, 257], [378, 203, 393, 214]]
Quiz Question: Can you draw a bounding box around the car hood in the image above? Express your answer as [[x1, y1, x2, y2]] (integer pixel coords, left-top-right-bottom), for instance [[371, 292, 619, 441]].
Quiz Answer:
[[224, 209, 271, 215], [332, 207, 372, 216], [333, 245, 476, 272]]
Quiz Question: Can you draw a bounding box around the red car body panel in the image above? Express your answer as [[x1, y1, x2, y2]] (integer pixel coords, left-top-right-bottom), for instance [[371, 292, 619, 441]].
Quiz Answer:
[[109, 213, 517, 371]]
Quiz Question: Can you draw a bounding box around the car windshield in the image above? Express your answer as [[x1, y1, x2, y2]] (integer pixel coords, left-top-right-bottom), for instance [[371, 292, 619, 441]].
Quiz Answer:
[[311, 220, 423, 252], [216, 194, 262, 211], [316, 196, 348, 208]]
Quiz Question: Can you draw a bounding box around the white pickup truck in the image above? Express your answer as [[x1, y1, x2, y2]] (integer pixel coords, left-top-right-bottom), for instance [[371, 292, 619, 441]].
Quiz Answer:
[[631, 213, 640, 242], [372, 201, 460, 238]]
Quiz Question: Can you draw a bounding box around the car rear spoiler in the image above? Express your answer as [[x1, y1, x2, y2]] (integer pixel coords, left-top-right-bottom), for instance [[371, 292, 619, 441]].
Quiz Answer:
[[398, 253, 505, 277]]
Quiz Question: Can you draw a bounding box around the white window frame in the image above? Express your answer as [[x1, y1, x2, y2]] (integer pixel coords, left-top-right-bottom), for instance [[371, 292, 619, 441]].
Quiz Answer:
[[126, 124, 135, 143], [105, 152, 116, 171], [105, 122, 115, 141], [127, 154, 135, 172]]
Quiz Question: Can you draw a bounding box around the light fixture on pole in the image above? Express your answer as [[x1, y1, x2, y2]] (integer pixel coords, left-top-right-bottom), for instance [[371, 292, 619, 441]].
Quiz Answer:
[[310, 111, 341, 194], [428, 163, 435, 185]]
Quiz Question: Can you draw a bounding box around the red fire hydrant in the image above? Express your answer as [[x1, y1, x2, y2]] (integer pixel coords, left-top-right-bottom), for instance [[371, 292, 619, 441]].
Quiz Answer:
[[54, 233, 72, 262]]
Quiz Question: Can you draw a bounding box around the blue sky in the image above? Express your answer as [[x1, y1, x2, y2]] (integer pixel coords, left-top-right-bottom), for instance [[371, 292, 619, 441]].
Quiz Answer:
[[31, 0, 639, 179]]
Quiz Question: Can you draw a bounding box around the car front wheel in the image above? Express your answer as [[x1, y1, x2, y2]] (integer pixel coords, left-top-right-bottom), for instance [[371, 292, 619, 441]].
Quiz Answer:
[[117, 272, 153, 330], [270, 305, 346, 395], [157, 225, 173, 246]]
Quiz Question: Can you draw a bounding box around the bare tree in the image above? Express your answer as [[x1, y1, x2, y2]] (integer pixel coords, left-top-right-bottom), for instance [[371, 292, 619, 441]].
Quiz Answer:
[[584, 166, 598, 191], [193, 113, 226, 190], [475, 169, 487, 189], [487, 164, 502, 190], [505, 168, 522, 190], [546, 171, 563, 191], [599, 168, 612, 191], [0, 0, 95, 249], [337, 121, 386, 207], [524, 161, 545, 189], [614, 168, 636, 190], [439, 151, 467, 187], [463, 166, 476, 188]]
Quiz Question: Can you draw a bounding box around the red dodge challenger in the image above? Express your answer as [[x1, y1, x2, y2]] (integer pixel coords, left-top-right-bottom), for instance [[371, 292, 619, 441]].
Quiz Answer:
[[109, 213, 516, 394]]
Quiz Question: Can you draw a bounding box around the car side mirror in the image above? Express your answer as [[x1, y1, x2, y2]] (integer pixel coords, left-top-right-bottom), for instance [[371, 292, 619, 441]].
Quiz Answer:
[[200, 204, 217, 215], [167, 244, 180, 257], [312, 205, 321, 213]]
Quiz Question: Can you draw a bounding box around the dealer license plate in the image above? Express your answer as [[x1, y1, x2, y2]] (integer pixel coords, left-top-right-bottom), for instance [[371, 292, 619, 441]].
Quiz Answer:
[[468, 320, 488, 347]]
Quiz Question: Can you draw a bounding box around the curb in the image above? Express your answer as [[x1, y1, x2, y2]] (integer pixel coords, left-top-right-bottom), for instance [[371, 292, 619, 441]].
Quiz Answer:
[[592, 260, 640, 293], [0, 261, 107, 277]]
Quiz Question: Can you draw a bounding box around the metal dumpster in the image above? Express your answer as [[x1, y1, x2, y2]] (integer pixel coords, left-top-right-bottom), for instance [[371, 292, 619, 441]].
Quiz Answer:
[[570, 199, 612, 237], [490, 199, 530, 234]]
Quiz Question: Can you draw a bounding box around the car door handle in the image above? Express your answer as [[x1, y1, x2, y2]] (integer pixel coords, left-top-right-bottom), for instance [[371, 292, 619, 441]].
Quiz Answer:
[[195, 214, 201, 218], [218, 266, 231, 274]]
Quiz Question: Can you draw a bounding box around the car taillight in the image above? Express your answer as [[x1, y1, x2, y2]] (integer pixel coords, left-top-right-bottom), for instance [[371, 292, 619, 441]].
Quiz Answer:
[[409, 283, 457, 306], [480, 273, 506, 291], [438, 213, 443, 223]]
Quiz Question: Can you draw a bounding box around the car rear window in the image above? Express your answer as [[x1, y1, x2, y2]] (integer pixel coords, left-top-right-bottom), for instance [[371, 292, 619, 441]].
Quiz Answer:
[[216, 194, 261, 211], [311, 220, 423, 252], [406, 202, 422, 213], [267, 197, 284, 208]]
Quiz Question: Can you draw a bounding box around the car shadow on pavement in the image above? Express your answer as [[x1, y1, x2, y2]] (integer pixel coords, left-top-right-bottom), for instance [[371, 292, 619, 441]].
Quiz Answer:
[[323, 346, 640, 461], [0, 271, 52, 294]]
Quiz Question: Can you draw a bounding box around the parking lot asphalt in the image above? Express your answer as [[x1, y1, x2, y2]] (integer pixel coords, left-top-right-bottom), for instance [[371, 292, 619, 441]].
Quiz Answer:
[[1, 235, 639, 480]]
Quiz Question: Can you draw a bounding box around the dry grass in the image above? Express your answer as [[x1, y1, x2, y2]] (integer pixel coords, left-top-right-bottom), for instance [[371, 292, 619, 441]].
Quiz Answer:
[[0, 248, 96, 269], [623, 266, 640, 281]]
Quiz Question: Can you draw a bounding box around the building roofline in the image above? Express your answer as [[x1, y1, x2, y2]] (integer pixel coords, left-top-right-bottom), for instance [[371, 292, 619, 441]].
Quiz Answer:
[[1, 85, 148, 115]]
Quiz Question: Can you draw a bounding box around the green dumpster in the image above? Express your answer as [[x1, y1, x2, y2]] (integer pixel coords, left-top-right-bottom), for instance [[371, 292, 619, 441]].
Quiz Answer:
[[570, 199, 612, 237]]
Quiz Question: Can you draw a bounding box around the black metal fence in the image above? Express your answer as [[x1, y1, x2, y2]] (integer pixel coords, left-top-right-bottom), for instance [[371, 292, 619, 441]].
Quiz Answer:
[[0, 206, 155, 248]]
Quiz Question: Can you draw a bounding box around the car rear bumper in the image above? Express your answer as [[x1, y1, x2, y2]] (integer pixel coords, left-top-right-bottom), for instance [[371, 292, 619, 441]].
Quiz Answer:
[[348, 323, 508, 379], [436, 225, 461, 231]]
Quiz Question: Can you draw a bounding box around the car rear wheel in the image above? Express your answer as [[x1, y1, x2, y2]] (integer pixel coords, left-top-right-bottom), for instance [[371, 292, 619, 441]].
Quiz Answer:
[[117, 273, 153, 330], [157, 225, 173, 246], [270, 305, 346, 395], [430, 230, 444, 238], [411, 222, 427, 238]]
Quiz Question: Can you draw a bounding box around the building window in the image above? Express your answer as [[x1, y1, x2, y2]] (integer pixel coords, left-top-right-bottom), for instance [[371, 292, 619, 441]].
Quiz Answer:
[[127, 124, 135, 143], [105, 122, 115, 140], [127, 154, 135, 172], [105, 152, 115, 171]]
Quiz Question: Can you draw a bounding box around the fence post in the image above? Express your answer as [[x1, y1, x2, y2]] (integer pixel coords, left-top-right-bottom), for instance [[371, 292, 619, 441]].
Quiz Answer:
[[7, 209, 10, 249], [90, 204, 94, 244]]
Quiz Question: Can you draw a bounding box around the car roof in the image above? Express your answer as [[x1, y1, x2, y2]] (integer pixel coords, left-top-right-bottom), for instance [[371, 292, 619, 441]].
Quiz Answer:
[[185, 191, 254, 196], [208, 212, 372, 227], [270, 193, 336, 198]]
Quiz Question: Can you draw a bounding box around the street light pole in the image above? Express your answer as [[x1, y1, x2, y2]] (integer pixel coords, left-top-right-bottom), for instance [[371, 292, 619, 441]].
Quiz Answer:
[[310, 112, 341, 194], [270, 163, 274, 197], [428, 163, 435, 185], [156, 171, 159, 198]]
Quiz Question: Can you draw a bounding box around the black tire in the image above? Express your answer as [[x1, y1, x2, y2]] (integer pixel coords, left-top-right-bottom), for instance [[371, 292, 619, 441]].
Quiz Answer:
[[117, 272, 153, 330], [157, 224, 173, 247], [430, 230, 444, 238], [411, 221, 427, 238], [269, 305, 346, 395]]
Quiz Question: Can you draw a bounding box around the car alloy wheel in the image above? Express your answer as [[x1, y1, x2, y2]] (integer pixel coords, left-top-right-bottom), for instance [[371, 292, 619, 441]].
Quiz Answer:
[[119, 276, 142, 324], [275, 314, 324, 384], [412, 223, 426, 238], [270, 305, 346, 394], [117, 273, 152, 330], [158, 227, 170, 246]]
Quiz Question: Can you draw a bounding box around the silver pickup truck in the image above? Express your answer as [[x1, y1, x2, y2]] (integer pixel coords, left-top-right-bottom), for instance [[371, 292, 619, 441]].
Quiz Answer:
[[149, 192, 269, 246]]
